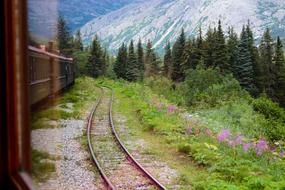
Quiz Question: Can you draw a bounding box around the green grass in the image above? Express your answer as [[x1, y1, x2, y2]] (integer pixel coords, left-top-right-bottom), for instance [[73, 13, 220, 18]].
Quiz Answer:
[[31, 149, 58, 183], [95, 77, 285, 189]]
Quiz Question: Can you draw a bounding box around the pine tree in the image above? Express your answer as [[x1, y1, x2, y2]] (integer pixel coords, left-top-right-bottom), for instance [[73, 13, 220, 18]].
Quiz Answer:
[[125, 40, 139, 81], [86, 35, 105, 78], [259, 28, 274, 97], [273, 37, 285, 106], [163, 42, 172, 78], [213, 20, 229, 72], [235, 26, 257, 95], [73, 30, 83, 51], [246, 21, 261, 96], [145, 40, 159, 77], [57, 16, 73, 56], [114, 43, 128, 79], [171, 28, 186, 82], [137, 39, 144, 80], [204, 27, 216, 68], [227, 27, 238, 74]]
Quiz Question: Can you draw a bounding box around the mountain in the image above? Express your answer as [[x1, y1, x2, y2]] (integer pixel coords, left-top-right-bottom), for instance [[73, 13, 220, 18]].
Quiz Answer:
[[28, 0, 134, 40], [79, 0, 285, 53]]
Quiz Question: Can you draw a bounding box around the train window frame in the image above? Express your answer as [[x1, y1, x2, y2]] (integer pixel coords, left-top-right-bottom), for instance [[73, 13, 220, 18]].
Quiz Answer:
[[2, 0, 37, 189]]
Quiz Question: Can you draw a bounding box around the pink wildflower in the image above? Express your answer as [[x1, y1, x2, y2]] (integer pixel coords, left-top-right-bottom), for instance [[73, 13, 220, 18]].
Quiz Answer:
[[167, 105, 176, 113], [217, 129, 231, 142], [231, 134, 244, 147], [255, 139, 268, 156], [243, 143, 252, 152]]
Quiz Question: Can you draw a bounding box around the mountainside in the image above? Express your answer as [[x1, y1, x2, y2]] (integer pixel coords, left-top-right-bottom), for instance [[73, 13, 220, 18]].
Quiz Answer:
[[80, 0, 285, 53]]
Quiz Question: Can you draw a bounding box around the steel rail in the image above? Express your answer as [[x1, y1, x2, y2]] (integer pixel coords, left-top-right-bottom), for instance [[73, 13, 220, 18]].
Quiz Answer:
[[86, 87, 116, 190], [105, 86, 167, 190]]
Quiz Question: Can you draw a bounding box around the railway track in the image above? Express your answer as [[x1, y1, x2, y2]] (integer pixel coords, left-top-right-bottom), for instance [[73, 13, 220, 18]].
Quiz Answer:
[[87, 86, 167, 190]]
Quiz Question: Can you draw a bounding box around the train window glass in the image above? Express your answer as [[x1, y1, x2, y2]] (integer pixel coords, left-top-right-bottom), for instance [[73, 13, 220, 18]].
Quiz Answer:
[[28, 0, 76, 188]]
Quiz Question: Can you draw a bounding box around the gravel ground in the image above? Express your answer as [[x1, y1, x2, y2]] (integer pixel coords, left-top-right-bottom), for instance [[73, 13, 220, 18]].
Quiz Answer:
[[32, 118, 100, 190], [114, 114, 180, 190], [91, 89, 155, 190]]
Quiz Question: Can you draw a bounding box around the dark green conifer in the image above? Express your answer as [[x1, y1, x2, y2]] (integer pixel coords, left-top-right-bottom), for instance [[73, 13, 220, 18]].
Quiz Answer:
[[213, 20, 229, 72], [227, 27, 238, 74], [235, 26, 257, 95], [125, 40, 139, 81], [86, 35, 105, 78], [246, 21, 261, 96], [171, 28, 186, 82], [163, 42, 172, 78], [204, 27, 216, 68], [57, 16, 73, 56], [259, 28, 274, 97], [137, 39, 144, 80], [273, 37, 285, 106], [114, 43, 128, 79], [145, 40, 159, 77]]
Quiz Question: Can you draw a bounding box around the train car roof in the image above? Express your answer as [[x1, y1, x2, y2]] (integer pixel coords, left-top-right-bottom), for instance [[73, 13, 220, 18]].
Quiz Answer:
[[28, 46, 73, 62]]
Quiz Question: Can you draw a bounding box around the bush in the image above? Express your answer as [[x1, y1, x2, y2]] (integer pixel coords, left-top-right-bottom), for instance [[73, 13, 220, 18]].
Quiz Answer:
[[252, 96, 285, 141], [184, 67, 249, 107]]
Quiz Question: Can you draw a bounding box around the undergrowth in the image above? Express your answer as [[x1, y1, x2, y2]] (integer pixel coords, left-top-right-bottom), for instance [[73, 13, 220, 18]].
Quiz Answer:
[[96, 76, 285, 189], [31, 149, 58, 183]]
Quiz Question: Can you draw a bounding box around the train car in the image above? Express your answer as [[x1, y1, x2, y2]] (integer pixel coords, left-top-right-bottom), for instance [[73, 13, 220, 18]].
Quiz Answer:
[[28, 46, 74, 106]]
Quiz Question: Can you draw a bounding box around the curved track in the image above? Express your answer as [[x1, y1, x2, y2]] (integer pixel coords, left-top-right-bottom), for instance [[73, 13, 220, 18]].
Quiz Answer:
[[87, 86, 167, 190]]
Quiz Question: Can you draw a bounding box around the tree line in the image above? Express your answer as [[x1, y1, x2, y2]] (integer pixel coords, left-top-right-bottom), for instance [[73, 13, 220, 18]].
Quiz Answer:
[[164, 20, 285, 107], [55, 16, 285, 107]]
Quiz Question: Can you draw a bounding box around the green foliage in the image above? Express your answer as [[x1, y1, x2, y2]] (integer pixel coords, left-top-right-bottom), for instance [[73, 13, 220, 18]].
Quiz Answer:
[[86, 35, 107, 78], [213, 20, 229, 72], [252, 96, 285, 141], [184, 66, 247, 107], [114, 43, 128, 79], [273, 37, 285, 107], [163, 42, 172, 78], [145, 40, 159, 77], [125, 40, 139, 81], [32, 149, 56, 182], [57, 16, 73, 57], [235, 26, 257, 95], [171, 28, 186, 82], [259, 28, 275, 97], [73, 51, 90, 76], [137, 39, 145, 80]]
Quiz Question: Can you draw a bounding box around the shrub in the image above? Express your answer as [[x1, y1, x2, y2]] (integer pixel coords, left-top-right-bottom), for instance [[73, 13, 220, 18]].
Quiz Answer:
[[184, 67, 248, 107], [252, 96, 285, 141]]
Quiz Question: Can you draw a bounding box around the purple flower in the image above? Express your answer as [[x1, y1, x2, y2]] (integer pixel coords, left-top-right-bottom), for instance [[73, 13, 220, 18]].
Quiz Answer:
[[229, 134, 244, 147], [243, 143, 252, 152], [255, 139, 268, 156], [167, 105, 176, 113], [217, 129, 231, 142], [280, 150, 285, 157]]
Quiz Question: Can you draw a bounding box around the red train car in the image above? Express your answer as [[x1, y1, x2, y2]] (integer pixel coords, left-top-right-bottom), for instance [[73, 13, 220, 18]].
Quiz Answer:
[[28, 46, 74, 106]]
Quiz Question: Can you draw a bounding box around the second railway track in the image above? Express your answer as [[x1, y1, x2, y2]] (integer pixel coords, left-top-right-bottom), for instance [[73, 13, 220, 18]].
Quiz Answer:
[[87, 86, 167, 190]]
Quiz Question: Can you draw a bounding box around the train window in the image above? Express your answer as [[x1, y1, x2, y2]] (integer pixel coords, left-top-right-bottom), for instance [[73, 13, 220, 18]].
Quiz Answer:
[[27, 0, 79, 188]]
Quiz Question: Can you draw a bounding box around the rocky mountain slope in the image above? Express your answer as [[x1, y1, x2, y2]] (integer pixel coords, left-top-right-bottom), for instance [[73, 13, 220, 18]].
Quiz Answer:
[[79, 0, 285, 53]]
